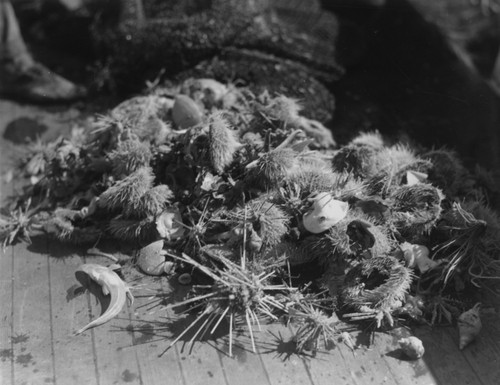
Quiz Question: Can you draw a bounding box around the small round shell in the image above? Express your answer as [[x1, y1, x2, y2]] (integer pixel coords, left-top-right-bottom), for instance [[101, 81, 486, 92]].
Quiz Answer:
[[399, 336, 425, 360]]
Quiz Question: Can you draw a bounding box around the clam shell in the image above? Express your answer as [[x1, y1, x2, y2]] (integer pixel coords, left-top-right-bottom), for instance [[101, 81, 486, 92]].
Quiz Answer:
[[136, 240, 166, 276], [302, 193, 348, 234], [172, 95, 203, 129], [406, 170, 428, 185], [399, 336, 425, 359]]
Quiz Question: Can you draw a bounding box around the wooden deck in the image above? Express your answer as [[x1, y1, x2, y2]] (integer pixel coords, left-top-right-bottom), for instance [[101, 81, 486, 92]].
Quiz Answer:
[[1, 102, 500, 385], [2, 239, 500, 385]]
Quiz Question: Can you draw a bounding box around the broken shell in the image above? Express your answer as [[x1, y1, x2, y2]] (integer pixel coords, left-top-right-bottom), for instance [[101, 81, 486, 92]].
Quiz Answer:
[[178, 273, 192, 285], [400, 242, 438, 273], [172, 95, 203, 129], [156, 207, 186, 241], [399, 336, 425, 359], [195, 78, 228, 102], [295, 116, 336, 148], [302, 192, 348, 234], [458, 303, 481, 350], [136, 240, 167, 276], [162, 261, 175, 275], [406, 170, 428, 185]]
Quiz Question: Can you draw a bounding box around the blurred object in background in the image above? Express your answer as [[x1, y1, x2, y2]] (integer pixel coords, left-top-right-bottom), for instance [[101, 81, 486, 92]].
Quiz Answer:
[[0, 0, 86, 103], [3, 0, 500, 175]]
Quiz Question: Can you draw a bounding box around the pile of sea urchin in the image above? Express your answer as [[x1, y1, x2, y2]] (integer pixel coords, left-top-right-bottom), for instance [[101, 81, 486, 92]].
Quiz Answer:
[[2, 78, 500, 355]]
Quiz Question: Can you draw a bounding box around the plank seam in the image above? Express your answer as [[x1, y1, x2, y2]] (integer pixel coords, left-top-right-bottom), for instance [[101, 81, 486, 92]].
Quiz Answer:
[[444, 328, 488, 385], [10, 246, 15, 385], [174, 345, 188, 385], [46, 242, 57, 385], [299, 355, 317, 385], [216, 350, 231, 385], [256, 342, 276, 385], [85, 256, 102, 385], [128, 306, 145, 385]]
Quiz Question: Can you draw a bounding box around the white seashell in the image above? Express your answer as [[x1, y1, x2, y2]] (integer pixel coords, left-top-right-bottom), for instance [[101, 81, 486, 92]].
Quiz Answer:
[[302, 192, 348, 234], [458, 303, 481, 350], [136, 240, 167, 276], [399, 336, 425, 359], [156, 207, 186, 241], [400, 242, 438, 273], [406, 170, 428, 186]]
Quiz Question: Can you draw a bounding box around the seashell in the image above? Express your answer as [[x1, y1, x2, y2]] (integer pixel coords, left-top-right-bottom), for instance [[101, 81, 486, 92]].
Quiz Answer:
[[458, 303, 481, 350], [195, 78, 228, 102], [399, 336, 425, 359], [136, 240, 167, 276], [172, 95, 203, 129], [162, 261, 175, 275], [302, 192, 348, 234], [156, 207, 186, 241], [400, 242, 438, 273], [178, 273, 192, 285], [295, 116, 336, 148], [406, 170, 428, 185], [401, 294, 424, 318]]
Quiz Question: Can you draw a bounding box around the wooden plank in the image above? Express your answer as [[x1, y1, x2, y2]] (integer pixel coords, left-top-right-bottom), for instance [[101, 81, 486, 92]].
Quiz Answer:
[[81, 260, 143, 385], [292, 325, 353, 385], [445, 314, 500, 385], [214, 324, 272, 385], [10, 238, 55, 385], [339, 330, 398, 385], [413, 325, 479, 385], [301, 344, 353, 385], [1, 134, 16, 385], [257, 324, 314, 385], [0, 247, 14, 385], [122, 273, 186, 385], [481, 311, 500, 346], [47, 243, 98, 385], [378, 328, 438, 385], [163, 280, 227, 385]]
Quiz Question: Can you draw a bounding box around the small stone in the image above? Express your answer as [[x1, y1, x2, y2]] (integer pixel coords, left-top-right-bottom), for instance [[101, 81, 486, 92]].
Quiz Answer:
[[178, 273, 192, 285]]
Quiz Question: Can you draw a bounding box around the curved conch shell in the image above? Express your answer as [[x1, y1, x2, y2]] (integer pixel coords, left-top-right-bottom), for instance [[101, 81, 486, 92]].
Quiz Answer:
[[458, 303, 482, 350], [302, 192, 348, 234], [399, 336, 425, 360], [400, 242, 438, 273]]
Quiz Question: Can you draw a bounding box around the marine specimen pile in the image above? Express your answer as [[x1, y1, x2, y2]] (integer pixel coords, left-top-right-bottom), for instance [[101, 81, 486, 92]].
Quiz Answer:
[[2, 78, 499, 356]]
